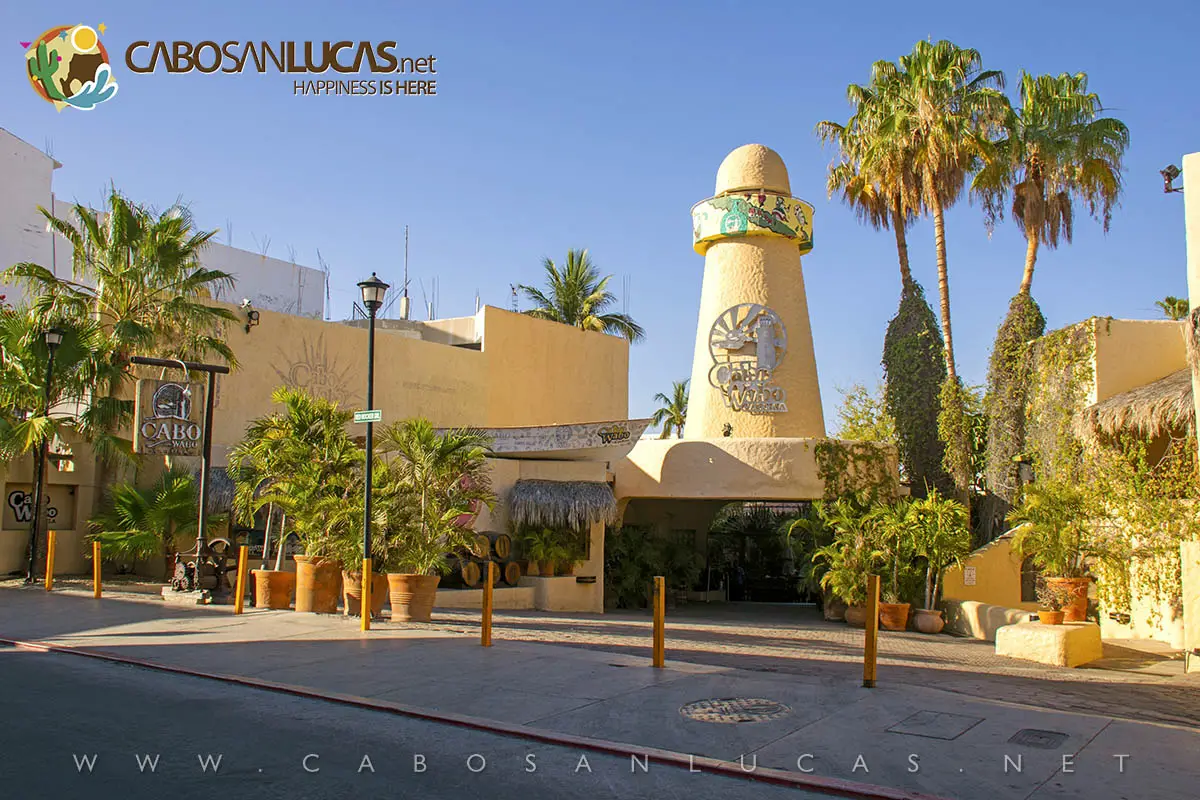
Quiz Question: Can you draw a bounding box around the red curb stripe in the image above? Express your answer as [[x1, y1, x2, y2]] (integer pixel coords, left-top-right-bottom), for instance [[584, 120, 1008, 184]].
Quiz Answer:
[[0, 636, 950, 800]]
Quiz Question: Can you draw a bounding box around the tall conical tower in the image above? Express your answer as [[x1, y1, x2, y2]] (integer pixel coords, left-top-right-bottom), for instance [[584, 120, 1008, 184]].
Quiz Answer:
[[683, 144, 825, 439]]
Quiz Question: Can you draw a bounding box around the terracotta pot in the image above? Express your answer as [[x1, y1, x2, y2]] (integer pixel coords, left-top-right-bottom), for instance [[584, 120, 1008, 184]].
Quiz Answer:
[[342, 571, 389, 618], [1046, 577, 1089, 622], [556, 561, 577, 576], [844, 605, 867, 628], [912, 608, 945, 634], [1039, 610, 1066, 625], [540, 560, 556, 577], [526, 560, 540, 577], [822, 593, 847, 622], [252, 569, 295, 610], [878, 602, 911, 631], [388, 573, 441, 622], [294, 555, 341, 614]]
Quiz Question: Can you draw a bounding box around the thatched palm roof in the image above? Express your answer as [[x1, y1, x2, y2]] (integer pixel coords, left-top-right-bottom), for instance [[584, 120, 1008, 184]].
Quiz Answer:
[[1080, 368, 1194, 438], [509, 479, 618, 530]]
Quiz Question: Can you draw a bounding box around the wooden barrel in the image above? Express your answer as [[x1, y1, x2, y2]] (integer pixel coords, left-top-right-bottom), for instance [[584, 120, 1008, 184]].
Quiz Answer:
[[502, 561, 521, 586], [489, 533, 513, 560], [460, 559, 483, 588], [469, 533, 491, 558]]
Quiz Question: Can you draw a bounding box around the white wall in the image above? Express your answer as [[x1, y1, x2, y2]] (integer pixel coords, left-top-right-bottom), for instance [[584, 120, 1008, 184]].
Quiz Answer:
[[0, 127, 324, 319]]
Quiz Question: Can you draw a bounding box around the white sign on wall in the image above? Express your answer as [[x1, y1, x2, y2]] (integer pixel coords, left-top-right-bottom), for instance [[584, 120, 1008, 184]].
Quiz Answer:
[[963, 566, 977, 587]]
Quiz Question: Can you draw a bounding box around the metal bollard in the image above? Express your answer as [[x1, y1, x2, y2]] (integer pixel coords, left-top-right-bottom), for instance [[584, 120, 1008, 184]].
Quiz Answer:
[[482, 561, 495, 647], [93, 541, 102, 598], [652, 576, 665, 668], [44, 530, 57, 591], [233, 545, 249, 614], [863, 574, 880, 688]]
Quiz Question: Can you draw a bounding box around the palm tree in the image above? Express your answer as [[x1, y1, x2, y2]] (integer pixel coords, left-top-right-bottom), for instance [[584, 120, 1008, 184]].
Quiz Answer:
[[378, 418, 494, 574], [651, 380, 688, 438], [3, 188, 238, 468], [972, 71, 1129, 296], [1157, 296, 1189, 321], [517, 249, 645, 342], [88, 468, 223, 579], [817, 82, 918, 290], [865, 40, 1009, 382]]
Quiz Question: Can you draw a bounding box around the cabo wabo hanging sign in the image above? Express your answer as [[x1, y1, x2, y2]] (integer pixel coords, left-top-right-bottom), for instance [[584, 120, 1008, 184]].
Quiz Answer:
[[133, 379, 205, 455]]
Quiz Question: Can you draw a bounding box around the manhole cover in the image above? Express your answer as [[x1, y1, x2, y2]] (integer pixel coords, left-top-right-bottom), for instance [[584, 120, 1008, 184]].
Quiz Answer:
[[1009, 729, 1069, 749], [679, 698, 791, 724]]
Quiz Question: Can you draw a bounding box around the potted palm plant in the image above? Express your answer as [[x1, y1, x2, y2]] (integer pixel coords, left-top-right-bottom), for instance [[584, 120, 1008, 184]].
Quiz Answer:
[[521, 527, 563, 577], [233, 387, 360, 614], [812, 498, 878, 626], [908, 489, 972, 634], [88, 469, 223, 580], [867, 500, 915, 631], [785, 504, 840, 618], [1008, 481, 1095, 622], [379, 418, 494, 622]]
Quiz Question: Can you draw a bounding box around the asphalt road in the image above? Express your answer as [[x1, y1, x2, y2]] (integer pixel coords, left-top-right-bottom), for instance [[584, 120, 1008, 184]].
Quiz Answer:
[[0, 645, 833, 800]]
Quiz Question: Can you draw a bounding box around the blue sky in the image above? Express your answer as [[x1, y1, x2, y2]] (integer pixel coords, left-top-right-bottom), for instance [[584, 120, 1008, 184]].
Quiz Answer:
[[3, 0, 1197, 425]]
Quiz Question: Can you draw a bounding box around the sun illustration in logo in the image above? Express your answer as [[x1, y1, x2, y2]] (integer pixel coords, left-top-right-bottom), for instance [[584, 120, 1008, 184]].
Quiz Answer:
[[24, 23, 118, 111]]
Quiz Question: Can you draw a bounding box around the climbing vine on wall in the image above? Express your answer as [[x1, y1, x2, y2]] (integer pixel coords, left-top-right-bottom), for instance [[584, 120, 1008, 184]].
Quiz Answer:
[[815, 439, 897, 505], [1024, 319, 1096, 481], [881, 281, 950, 496], [984, 293, 1047, 504]]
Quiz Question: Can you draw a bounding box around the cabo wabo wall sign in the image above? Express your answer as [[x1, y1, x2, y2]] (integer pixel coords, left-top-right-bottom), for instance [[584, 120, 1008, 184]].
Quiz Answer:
[[134, 380, 206, 455], [708, 303, 788, 414]]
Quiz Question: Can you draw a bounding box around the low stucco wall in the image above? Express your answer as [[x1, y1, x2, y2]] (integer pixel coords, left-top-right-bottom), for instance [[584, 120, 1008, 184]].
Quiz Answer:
[[435, 586, 535, 610], [941, 534, 1039, 614], [1180, 541, 1200, 651], [942, 599, 1036, 641]]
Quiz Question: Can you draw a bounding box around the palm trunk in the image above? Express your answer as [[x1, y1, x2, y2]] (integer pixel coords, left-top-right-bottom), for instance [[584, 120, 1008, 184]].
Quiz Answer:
[[891, 202, 912, 290], [1019, 232, 1039, 295], [931, 195, 956, 382], [925, 564, 934, 610], [273, 513, 288, 570]]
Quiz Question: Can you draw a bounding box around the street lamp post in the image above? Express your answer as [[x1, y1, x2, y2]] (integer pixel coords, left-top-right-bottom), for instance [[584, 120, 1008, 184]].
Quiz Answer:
[[25, 327, 64, 583], [357, 273, 388, 631]]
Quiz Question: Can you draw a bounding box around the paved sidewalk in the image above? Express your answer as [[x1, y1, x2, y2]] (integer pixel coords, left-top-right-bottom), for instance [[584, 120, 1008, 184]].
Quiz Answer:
[[2, 586, 1197, 799]]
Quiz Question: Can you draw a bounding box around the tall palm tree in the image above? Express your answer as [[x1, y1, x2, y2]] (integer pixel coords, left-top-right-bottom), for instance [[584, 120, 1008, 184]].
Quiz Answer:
[[517, 249, 645, 342], [817, 82, 918, 290], [973, 71, 1129, 296], [651, 379, 688, 438], [865, 40, 1009, 382], [1157, 296, 1189, 321]]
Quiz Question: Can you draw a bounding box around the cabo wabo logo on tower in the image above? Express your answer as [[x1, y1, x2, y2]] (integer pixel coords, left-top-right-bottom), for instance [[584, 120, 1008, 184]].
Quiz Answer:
[[23, 23, 119, 111]]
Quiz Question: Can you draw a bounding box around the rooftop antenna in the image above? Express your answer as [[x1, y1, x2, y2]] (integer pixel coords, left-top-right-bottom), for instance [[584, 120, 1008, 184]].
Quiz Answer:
[[316, 249, 332, 321], [510, 284, 518, 313], [43, 139, 56, 276], [474, 289, 480, 314], [224, 218, 233, 247], [251, 232, 271, 258], [622, 274, 631, 316], [288, 245, 303, 317]]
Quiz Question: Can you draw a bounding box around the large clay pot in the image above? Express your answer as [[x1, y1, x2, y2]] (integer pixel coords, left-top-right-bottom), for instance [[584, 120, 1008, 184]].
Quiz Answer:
[[294, 556, 341, 614], [1046, 577, 1089, 622], [252, 569, 295, 610], [1039, 610, 1066, 625], [342, 571, 389, 618], [912, 608, 945, 634], [844, 605, 868, 628], [388, 574, 440, 622], [822, 592, 847, 622], [878, 602, 911, 631]]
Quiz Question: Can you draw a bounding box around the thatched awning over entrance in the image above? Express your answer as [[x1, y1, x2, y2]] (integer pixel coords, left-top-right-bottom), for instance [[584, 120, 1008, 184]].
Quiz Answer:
[[1081, 368, 1194, 438], [510, 479, 618, 530]]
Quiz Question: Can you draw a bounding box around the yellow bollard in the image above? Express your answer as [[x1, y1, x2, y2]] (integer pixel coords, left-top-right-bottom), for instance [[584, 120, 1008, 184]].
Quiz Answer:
[[233, 545, 249, 614], [863, 574, 881, 688], [652, 575, 665, 668], [482, 561, 495, 647], [361, 557, 372, 632], [44, 530, 57, 591], [93, 541, 102, 598]]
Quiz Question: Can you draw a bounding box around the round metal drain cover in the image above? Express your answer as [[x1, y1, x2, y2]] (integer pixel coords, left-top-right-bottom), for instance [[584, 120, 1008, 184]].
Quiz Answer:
[[679, 698, 791, 724]]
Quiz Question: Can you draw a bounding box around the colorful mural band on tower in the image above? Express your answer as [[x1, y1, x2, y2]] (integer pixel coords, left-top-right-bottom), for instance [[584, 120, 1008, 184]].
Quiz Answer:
[[691, 191, 814, 255]]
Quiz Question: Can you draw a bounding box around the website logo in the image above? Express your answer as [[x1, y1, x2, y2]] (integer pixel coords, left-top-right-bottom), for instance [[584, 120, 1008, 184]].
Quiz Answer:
[[23, 23, 119, 111]]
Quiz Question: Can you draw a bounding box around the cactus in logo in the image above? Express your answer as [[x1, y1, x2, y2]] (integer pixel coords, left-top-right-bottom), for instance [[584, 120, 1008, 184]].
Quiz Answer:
[[27, 41, 67, 102]]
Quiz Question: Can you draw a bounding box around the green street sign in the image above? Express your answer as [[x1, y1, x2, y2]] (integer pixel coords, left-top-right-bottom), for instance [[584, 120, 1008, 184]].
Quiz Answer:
[[354, 409, 382, 423]]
